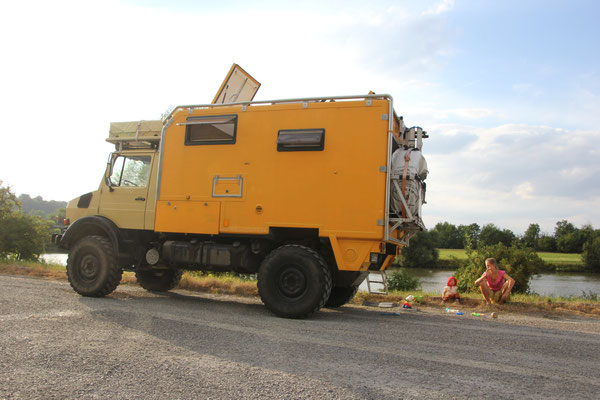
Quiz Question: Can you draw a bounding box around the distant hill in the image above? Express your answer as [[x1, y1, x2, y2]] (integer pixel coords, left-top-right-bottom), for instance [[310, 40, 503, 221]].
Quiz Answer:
[[18, 194, 67, 218]]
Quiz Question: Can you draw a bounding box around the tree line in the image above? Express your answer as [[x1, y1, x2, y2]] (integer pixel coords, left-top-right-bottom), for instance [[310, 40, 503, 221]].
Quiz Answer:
[[398, 221, 600, 273], [0, 180, 65, 260], [429, 220, 599, 254]]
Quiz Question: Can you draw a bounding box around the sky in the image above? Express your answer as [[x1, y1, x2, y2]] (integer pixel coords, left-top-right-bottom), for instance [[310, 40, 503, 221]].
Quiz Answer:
[[1, 0, 598, 235]]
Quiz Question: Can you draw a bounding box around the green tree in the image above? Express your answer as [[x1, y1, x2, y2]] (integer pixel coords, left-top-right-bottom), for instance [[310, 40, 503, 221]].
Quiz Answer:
[[479, 224, 515, 247], [0, 213, 51, 260], [582, 237, 600, 272], [537, 234, 557, 252], [557, 232, 582, 253], [398, 230, 439, 268], [458, 223, 480, 249], [522, 223, 540, 249], [431, 222, 463, 249], [0, 180, 19, 220], [0, 180, 51, 260], [454, 243, 544, 294], [554, 220, 576, 239]]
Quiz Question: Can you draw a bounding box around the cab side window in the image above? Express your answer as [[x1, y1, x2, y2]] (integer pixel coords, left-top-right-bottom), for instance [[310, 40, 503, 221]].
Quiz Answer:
[[110, 156, 151, 187]]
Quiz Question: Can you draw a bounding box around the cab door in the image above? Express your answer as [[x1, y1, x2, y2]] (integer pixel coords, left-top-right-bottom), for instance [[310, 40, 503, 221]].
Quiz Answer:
[[99, 152, 153, 230]]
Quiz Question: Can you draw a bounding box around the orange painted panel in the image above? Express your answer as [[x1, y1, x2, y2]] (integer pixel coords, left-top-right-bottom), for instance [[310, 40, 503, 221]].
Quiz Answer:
[[158, 99, 390, 239], [155, 200, 220, 234]]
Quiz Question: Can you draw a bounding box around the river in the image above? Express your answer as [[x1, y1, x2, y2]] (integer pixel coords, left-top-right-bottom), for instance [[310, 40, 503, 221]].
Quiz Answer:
[[41, 254, 599, 298]]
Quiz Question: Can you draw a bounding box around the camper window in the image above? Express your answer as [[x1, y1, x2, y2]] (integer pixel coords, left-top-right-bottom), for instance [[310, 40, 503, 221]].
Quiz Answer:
[[185, 115, 237, 145], [109, 155, 151, 187], [277, 129, 325, 152]]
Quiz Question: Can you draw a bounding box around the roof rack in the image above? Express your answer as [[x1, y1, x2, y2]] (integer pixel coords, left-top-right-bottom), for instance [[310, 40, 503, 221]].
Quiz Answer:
[[107, 120, 162, 150]]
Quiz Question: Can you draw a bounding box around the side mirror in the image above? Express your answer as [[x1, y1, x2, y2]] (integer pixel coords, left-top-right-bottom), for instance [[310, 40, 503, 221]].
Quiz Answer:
[[105, 153, 115, 192], [105, 175, 114, 192]]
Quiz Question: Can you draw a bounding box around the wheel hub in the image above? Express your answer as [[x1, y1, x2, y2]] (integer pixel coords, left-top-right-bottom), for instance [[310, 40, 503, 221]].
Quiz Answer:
[[79, 254, 99, 282], [279, 266, 306, 298]]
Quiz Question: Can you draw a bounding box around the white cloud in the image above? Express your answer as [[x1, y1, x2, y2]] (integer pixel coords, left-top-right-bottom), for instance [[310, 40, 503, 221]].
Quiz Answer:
[[422, 0, 455, 16], [422, 123, 600, 233], [514, 182, 534, 199]]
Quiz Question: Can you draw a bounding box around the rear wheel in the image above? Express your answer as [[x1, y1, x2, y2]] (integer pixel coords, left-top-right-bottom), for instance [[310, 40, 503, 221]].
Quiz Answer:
[[258, 245, 332, 318], [67, 235, 122, 297], [325, 286, 359, 308], [135, 268, 182, 292]]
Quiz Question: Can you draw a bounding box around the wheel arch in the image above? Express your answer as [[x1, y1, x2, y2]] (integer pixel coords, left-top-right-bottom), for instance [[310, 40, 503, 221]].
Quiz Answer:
[[60, 216, 122, 254]]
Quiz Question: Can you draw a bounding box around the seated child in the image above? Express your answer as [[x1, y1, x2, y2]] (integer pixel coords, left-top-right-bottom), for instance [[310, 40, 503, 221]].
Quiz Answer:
[[442, 276, 460, 303]]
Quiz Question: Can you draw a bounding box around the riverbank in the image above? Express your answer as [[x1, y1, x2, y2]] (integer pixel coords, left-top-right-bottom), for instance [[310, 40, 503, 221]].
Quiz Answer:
[[2, 260, 599, 318]]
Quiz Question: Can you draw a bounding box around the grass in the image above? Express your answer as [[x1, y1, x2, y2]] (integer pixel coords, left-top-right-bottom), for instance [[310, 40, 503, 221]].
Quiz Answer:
[[2, 259, 599, 317], [536, 251, 583, 265], [438, 248, 469, 261], [437, 248, 584, 267]]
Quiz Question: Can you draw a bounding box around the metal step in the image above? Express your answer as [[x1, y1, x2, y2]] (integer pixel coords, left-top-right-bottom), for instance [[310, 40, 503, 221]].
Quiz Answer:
[[366, 271, 389, 295]]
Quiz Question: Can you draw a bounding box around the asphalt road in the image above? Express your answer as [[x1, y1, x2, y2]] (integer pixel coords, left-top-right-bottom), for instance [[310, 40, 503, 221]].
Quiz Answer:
[[1, 275, 599, 399]]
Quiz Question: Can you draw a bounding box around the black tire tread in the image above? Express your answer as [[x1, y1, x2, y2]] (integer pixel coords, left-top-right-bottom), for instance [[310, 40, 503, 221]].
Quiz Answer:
[[66, 235, 122, 297], [325, 285, 359, 308], [258, 244, 332, 319]]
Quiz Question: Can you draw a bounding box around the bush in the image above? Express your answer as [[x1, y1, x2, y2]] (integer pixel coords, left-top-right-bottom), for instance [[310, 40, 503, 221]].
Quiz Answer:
[[387, 269, 421, 291], [454, 244, 545, 294], [582, 237, 600, 272], [0, 181, 51, 261], [0, 212, 51, 260]]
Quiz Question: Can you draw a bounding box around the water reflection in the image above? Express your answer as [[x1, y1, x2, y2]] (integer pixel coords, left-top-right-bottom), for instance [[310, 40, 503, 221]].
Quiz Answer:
[[40, 253, 68, 265]]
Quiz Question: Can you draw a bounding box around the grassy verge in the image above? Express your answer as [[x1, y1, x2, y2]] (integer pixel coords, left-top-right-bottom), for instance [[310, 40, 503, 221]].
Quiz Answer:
[[2, 260, 599, 317], [0, 260, 258, 297]]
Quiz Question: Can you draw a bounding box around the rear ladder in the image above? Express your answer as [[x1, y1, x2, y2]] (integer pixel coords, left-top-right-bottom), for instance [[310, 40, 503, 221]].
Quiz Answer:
[[366, 271, 389, 295]]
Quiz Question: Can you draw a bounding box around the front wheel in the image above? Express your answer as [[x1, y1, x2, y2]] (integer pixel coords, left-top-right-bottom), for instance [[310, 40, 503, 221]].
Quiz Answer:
[[66, 235, 122, 297], [258, 245, 332, 318]]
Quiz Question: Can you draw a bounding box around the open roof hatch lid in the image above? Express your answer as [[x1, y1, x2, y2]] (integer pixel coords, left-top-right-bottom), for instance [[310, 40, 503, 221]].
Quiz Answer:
[[212, 63, 261, 104]]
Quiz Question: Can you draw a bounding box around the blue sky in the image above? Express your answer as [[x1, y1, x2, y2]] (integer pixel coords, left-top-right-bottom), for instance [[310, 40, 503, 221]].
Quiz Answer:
[[0, 0, 598, 234]]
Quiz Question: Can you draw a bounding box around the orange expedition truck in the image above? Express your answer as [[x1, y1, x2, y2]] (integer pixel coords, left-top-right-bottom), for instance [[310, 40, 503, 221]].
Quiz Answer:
[[58, 65, 429, 318]]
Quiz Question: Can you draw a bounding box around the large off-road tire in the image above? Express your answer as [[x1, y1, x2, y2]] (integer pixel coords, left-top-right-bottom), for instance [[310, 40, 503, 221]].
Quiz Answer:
[[66, 235, 122, 297], [135, 268, 182, 292], [325, 286, 359, 308], [257, 244, 332, 319]]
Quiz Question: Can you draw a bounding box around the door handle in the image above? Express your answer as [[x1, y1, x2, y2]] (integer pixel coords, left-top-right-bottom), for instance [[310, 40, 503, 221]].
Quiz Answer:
[[135, 197, 146, 201]]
